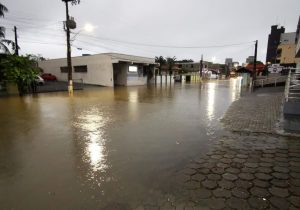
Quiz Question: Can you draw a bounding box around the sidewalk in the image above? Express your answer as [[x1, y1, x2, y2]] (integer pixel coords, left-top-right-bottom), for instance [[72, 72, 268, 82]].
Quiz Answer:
[[168, 87, 300, 210]]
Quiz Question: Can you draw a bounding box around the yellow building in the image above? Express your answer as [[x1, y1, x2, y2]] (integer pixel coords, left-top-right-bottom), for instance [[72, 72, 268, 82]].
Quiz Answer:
[[277, 32, 300, 64]]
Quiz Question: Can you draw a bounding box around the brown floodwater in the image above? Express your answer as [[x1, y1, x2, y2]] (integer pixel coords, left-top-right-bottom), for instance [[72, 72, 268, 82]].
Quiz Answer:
[[0, 79, 241, 209]]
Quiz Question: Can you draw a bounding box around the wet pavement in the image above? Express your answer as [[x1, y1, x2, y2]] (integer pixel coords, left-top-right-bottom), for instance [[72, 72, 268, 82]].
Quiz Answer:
[[0, 79, 241, 210]]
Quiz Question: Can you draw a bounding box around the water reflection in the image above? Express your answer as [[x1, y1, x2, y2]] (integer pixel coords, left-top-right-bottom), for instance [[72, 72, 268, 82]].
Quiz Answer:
[[74, 109, 108, 172], [207, 82, 216, 121], [230, 78, 242, 102]]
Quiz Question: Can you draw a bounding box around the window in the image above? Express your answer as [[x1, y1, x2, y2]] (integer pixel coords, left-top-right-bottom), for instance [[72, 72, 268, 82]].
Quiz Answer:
[[128, 66, 138, 73], [60, 66, 69, 73], [74, 65, 87, 73]]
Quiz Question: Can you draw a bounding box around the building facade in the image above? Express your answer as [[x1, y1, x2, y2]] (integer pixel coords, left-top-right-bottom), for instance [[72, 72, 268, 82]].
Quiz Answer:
[[266, 25, 285, 64], [38, 53, 156, 87], [277, 32, 300, 65], [295, 17, 300, 69]]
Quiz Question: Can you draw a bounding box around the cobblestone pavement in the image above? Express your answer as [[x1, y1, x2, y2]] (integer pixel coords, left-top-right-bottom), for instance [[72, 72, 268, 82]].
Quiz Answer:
[[133, 88, 300, 210], [168, 133, 300, 210], [221, 90, 283, 133]]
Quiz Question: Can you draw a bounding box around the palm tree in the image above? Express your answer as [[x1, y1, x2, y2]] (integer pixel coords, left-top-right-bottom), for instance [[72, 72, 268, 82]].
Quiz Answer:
[[166, 56, 176, 83], [0, 2, 12, 54], [155, 56, 166, 85]]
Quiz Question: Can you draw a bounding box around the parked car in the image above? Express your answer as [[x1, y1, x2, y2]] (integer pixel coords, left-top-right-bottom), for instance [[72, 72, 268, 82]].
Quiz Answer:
[[41, 73, 57, 81], [35, 75, 45, 85]]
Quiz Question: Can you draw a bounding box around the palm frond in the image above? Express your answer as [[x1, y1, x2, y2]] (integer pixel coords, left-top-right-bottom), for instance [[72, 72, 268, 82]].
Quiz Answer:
[[0, 42, 11, 54], [0, 3, 8, 17], [0, 26, 5, 38]]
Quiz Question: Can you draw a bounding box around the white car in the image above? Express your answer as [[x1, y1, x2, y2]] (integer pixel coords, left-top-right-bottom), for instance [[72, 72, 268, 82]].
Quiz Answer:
[[35, 75, 45, 85]]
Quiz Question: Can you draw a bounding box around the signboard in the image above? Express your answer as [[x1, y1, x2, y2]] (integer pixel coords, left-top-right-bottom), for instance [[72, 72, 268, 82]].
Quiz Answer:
[[268, 64, 283, 73]]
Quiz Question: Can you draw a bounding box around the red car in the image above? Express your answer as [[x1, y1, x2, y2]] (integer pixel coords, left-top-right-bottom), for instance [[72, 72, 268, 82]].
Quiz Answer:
[[41, 73, 57, 81]]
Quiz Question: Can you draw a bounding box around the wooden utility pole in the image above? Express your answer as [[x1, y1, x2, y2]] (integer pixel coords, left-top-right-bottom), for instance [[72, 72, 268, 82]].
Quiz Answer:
[[200, 54, 203, 78], [253, 40, 258, 81], [63, 0, 73, 95], [14, 26, 19, 56]]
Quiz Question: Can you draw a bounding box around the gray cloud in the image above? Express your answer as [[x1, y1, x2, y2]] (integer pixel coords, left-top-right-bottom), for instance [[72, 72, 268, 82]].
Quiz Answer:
[[2, 0, 299, 64]]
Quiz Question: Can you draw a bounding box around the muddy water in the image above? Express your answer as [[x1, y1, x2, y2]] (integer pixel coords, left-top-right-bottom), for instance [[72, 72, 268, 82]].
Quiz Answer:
[[0, 79, 241, 209]]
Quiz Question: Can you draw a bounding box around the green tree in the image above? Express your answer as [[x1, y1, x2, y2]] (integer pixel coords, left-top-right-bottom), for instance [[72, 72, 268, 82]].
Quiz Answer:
[[166, 56, 176, 83], [155, 56, 166, 83], [1, 55, 38, 95]]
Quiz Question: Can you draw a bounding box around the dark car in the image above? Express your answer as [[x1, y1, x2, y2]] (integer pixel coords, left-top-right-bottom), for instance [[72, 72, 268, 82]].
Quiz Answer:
[[41, 73, 57, 81]]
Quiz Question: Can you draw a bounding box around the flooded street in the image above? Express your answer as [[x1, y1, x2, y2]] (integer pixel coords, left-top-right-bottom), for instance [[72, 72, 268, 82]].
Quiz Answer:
[[0, 79, 242, 209]]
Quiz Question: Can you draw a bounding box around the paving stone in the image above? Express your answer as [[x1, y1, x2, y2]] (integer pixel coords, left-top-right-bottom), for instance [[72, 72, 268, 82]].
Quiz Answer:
[[289, 186, 300, 196], [235, 180, 253, 189], [201, 180, 218, 190], [216, 163, 229, 168], [226, 197, 250, 210], [211, 155, 223, 160], [207, 174, 221, 181], [290, 179, 300, 187], [241, 167, 256, 173], [225, 167, 240, 174], [290, 157, 300, 162], [220, 158, 231, 164], [244, 162, 259, 168], [206, 198, 226, 210], [247, 196, 269, 209], [263, 153, 274, 158], [274, 157, 289, 162], [289, 196, 300, 207], [183, 168, 197, 176], [276, 153, 288, 158], [264, 150, 276, 154], [202, 162, 216, 169], [232, 187, 250, 199], [290, 161, 300, 167], [212, 188, 231, 198], [290, 172, 300, 179], [223, 154, 235, 159], [236, 154, 248, 159], [255, 173, 272, 181], [259, 162, 273, 167], [260, 158, 274, 163], [233, 158, 246, 163], [190, 189, 212, 199], [273, 166, 289, 173], [191, 174, 206, 182], [210, 167, 224, 175], [222, 173, 238, 181], [270, 179, 288, 188], [272, 172, 289, 180], [250, 187, 270, 198], [218, 179, 235, 189], [256, 167, 271, 174], [230, 162, 243, 169], [253, 179, 270, 188], [269, 197, 290, 210], [269, 186, 289, 197], [198, 168, 210, 175], [239, 172, 256, 181], [290, 167, 300, 173]]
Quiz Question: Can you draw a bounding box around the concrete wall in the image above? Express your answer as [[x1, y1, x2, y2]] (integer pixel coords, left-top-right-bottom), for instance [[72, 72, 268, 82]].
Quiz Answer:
[[280, 32, 296, 45], [39, 54, 114, 87], [113, 63, 128, 86]]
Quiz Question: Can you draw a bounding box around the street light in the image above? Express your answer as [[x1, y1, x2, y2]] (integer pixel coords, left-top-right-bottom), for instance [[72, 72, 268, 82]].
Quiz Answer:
[[61, 0, 80, 95]]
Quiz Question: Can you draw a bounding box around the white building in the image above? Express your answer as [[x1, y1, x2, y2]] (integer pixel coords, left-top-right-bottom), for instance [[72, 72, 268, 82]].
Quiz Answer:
[[38, 53, 156, 87]]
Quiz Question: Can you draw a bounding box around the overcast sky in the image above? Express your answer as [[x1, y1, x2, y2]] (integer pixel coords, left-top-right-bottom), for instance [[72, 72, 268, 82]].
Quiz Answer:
[[1, 0, 299, 64]]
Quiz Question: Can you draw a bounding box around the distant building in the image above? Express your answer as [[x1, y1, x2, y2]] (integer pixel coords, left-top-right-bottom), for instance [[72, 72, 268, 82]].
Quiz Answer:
[[276, 32, 300, 65], [266, 25, 285, 64], [246, 56, 254, 64]]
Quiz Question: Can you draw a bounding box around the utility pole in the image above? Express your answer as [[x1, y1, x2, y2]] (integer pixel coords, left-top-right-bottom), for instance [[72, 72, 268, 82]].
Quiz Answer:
[[200, 54, 203, 78], [253, 40, 258, 82], [63, 0, 73, 95], [14, 26, 19, 56]]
